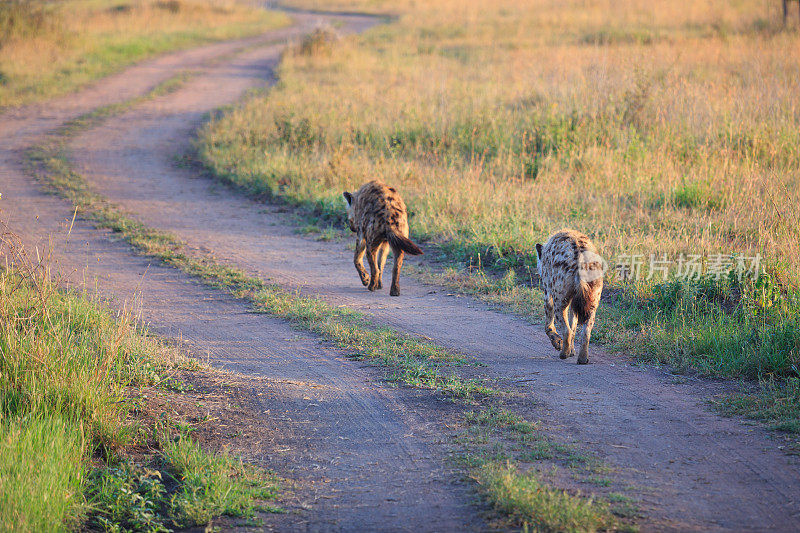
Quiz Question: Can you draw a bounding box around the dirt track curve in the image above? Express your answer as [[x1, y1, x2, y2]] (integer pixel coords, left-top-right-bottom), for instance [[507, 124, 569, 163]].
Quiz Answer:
[[2, 5, 800, 532], [0, 10, 486, 532]]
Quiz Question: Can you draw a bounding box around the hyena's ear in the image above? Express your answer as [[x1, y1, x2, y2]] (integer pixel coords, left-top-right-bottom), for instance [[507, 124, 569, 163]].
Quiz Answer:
[[343, 191, 353, 206], [536, 243, 543, 260]]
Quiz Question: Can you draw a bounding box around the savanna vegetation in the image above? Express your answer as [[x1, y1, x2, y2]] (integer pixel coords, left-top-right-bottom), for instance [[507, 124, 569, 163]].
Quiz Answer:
[[197, 0, 800, 410], [0, 0, 289, 107], [24, 73, 627, 532], [462, 407, 630, 531], [0, 234, 279, 531], [4, 0, 797, 528]]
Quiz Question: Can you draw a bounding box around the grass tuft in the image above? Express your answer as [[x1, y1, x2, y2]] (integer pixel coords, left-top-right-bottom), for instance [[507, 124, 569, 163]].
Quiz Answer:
[[0, 230, 157, 529], [715, 378, 800, 433], [0, 0, 56, 46], [457, 406, 631, 529], [86, 461, 171, 533], [296, 25, 340, 56], [476, 462, 614, 532], [163, 432, 280, 524], [85, 434, 281, 531], [0, 227, 280, 529], [0, 232, 158, 451]]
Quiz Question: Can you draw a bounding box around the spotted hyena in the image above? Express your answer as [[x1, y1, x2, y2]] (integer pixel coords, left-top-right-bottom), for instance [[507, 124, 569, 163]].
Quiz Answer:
[[536, 229, 604, 364], [343, 180, 423, 296]]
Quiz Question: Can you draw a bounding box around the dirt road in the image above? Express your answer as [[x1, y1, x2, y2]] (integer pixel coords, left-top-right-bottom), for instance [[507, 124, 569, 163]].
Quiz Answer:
[[2, 5, 800, 532], [0, 11, 486, 532]]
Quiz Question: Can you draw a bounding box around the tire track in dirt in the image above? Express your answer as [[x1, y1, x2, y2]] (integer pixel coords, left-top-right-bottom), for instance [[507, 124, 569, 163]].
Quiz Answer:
[[58, 12, 800, 533], [0, 11, 487, 532]]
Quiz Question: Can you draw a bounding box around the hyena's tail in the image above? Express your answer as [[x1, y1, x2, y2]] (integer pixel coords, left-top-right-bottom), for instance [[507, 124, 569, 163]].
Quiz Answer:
[[388, 230, 423, 255], [571, 259, 603, 324], [571, 281, 594, 325]]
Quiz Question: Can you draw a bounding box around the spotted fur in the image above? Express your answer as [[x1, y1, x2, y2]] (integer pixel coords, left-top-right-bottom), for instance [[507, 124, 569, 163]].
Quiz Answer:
[[343, 180, 422, 296], [536, 229, 604, 364]]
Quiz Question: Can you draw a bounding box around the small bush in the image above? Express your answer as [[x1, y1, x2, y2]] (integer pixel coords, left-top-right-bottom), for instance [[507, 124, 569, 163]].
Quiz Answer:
[[85, 436, 281, 532], [296, 26, 339, 56], [154, 0, 182, 14], [86, 462, 171, 533], [274, 113, 320, 149], [671, 182, 724, 210], [580, 27, 662, 46]]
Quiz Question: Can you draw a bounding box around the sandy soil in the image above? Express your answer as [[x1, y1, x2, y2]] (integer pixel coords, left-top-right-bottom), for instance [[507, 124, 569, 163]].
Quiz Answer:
[[1, 5, 799, 532]]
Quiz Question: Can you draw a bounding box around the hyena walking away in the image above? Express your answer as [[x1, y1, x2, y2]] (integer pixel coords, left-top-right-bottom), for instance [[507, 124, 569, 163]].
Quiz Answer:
[[343, 180, 423, 296], [536, 229, 604, 364]]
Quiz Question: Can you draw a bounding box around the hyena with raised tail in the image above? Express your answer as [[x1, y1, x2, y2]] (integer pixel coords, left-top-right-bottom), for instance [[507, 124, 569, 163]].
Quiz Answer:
[[536, 229, 604, 364], [343, 180, 423, 296]]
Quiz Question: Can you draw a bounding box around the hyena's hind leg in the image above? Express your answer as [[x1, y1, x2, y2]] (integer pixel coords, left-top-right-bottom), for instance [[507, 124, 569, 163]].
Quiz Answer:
[[389, 247, 404, 296], [375, 242, 390, 290], [557, 300, 575, 359], [568, 307, 579, 354], [366, 245, 380, 291], [354, 237, 370, 286], [577, 312, 596, 365], [544, 293, 562, 351]]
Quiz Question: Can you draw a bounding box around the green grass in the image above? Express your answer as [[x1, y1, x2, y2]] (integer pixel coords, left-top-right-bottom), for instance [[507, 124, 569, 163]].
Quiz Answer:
[[715, 378, 800, 434], [0, 415, 85, 532], [476, 462, 614, 532], [602, 273, 800, 380], [466, 406, 538, 434], [0, 0, 290, 107], [85, 433, 281, 531], [0, 259, 148, 529], [0, 265, 281, 531], [0, 268, 157, 449], [162, 432, 281, 524], [462, 407, 594, 470], [86, 461, 172, 532], [457, 406, 632, 530]]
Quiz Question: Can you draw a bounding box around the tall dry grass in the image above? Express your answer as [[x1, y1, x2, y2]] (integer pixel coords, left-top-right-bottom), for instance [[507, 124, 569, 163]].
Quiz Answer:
[[197, 0, 800, 381], [0, 0, 289, 107], [200, 0, 800, 284]]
